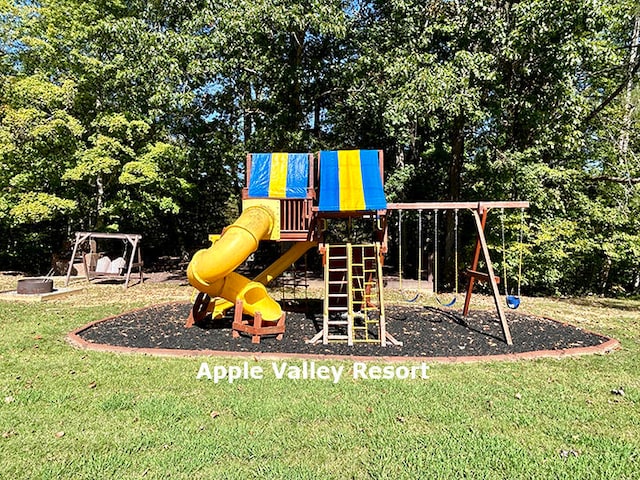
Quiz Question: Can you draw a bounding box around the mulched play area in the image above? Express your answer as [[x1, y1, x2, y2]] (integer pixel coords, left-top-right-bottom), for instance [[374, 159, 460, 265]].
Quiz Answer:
[[71, 302, 617, 360]]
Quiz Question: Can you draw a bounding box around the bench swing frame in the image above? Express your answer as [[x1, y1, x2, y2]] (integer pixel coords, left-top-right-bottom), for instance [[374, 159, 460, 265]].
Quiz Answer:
[[65, 232, 144, 289], [387, 201, 529, 346]]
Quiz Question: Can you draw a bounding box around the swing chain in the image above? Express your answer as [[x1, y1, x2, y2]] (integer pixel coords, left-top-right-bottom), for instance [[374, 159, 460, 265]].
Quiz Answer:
[[433, 209, 458, 308], [516, 207, 525, 297], [433, 209, 439, 295], [417, 209, 423, 292], [397, 209, 420, 302], [453, 209, 459, 295], [398, 209, 403, 292], [500, 208, 509, 296], [501, 207, 525, 306], [434, 209, 459, 294]]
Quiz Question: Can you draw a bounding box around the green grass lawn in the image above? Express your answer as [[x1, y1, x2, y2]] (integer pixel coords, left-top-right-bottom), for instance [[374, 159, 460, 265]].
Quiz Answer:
[[0, 275, 638, 479]]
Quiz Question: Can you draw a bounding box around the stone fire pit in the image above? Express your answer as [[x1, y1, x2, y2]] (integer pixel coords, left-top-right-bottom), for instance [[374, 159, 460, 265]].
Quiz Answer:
[[16, 278, 54, 295]]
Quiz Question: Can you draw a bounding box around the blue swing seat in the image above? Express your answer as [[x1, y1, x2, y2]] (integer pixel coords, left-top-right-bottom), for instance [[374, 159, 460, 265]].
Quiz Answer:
[[404, 292, 420, 303], [436, 296, 457, 308], [506, 295, 520, 309]]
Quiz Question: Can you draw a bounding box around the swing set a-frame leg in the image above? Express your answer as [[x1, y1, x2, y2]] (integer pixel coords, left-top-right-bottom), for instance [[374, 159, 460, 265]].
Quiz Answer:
[[463, 208, 488, 317], [463, 206, 513, 346]]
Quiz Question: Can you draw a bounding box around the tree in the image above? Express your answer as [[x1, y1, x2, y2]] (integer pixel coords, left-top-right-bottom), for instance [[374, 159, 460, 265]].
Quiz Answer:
[[2, 0, 198, 263], [1, 0, 639, 295], [0, 74, 82, 270]]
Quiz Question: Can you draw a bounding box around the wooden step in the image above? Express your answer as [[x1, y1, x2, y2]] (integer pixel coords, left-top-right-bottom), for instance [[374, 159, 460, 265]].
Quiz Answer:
[[465, 269, 500, 284]]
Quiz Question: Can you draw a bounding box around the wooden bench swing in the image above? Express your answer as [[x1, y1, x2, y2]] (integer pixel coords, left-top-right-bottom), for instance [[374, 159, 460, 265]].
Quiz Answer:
[[65, 232, 144, 288]]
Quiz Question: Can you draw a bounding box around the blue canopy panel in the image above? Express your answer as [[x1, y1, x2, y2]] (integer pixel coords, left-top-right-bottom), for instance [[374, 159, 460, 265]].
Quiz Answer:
[[317, 150, 387, 212], [247, 153, 309, 199]]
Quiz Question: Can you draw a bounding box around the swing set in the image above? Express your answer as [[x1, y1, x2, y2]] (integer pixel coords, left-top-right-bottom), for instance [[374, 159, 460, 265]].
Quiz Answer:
[[389, 201, 528, 345], [501, 208, 525, 310], [397, 208, 461, 305]]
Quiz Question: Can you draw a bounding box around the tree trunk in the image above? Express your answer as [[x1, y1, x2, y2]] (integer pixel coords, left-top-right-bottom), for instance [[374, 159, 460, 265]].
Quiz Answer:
[[449, 112, 465, 202], [243, 83, 253, 145], [445, 112, 465, 286], [619, 12, 640, 160], [283, 29, 305, 149], [96, 174, 104, 229]]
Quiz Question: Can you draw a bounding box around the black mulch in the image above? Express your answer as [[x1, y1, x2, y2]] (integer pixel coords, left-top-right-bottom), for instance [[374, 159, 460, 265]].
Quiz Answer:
[[75, 301, 612, 358]]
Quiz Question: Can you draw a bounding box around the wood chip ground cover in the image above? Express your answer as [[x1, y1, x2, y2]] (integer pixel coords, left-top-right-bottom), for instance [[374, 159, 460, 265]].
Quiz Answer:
[[75, 302, 611, 358]]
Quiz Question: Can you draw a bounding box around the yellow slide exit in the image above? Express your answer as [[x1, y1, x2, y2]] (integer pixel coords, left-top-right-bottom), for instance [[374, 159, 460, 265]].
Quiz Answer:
[[187, 205, 315, 322], [187, 205, 283, 321]]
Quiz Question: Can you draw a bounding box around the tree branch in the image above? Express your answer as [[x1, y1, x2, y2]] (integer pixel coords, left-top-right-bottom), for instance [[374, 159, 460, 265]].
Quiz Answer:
[[588, 175, 640, 184], [582, 54, 640, 125]]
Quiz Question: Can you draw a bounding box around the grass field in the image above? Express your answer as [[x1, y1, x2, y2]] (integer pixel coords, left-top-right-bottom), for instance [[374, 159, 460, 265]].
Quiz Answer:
[[0, 275, 638, 479]]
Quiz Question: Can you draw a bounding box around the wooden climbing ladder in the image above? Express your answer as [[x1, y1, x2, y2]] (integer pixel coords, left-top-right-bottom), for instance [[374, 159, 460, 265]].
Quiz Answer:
[[308, 243, 401, 346]]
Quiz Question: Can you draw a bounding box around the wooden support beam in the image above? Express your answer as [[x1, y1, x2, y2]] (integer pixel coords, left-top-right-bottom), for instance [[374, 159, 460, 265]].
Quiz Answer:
[[232, 299, 285, 344], [465, 269, 500, 284], [470, 209, 513, 345], [463, 208, 489, 316], [387, 201, 529, 211]]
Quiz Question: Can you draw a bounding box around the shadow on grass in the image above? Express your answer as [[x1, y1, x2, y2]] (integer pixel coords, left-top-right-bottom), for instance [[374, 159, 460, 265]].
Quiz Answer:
[[558, 297, 640, 312]]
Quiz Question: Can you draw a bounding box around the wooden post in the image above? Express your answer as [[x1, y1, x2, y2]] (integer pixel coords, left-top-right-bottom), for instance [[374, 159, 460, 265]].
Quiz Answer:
[[469, 209, 513, 345], [463, 206, 489, 316], [231, 299, 286, 344]]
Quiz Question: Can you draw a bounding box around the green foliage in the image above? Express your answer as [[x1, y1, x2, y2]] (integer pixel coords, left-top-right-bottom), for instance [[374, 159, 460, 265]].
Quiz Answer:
[[8, 193, 76, 224], [62, 114, 190, 232], [0, 0, 639, 294], [0, 75, 83, 231]]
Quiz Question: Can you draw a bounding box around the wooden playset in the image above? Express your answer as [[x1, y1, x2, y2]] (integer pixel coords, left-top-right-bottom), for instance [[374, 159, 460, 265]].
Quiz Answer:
[[184, 149, 529, 346]]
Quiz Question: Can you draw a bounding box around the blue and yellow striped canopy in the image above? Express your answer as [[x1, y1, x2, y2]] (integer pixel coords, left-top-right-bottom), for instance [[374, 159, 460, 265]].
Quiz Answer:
[[318, 150, 387, 212], [247, 153, 309, 199]]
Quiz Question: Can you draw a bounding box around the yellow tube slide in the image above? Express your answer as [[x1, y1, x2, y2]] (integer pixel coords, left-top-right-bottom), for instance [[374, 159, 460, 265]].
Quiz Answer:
[[187, 205, 283, 322], [208, 240, 317, 319]]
